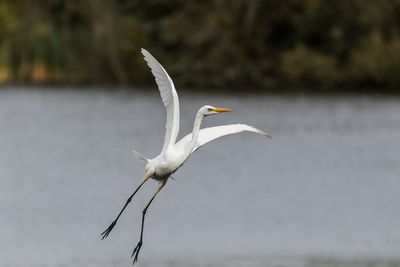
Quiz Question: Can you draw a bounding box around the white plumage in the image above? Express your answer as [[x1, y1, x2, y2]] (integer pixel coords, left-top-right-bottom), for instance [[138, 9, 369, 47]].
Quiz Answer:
[[176, 124, 271, 152], [141, 48, 180, 153], [101, 49, 271, 264]]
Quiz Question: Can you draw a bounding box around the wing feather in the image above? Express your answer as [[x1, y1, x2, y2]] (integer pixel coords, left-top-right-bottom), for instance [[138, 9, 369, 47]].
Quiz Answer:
[[141, 48, 180, 152], [176, 124, 271, 153]]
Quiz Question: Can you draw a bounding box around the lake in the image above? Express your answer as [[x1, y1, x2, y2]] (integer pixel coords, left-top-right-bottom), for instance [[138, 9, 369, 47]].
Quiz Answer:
[[0, 88, 399, 267]]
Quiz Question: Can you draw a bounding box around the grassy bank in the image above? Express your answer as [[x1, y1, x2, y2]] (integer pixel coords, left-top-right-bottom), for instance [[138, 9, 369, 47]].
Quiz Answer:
[[1, 0, 400, 93]]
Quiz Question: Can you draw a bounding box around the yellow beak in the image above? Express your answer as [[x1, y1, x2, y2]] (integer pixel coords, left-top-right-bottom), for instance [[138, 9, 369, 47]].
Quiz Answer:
[[212, 107, 232, 113]]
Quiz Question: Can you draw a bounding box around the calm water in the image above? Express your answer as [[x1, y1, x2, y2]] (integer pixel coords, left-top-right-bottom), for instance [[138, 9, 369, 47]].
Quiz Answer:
[[0, 88, 399, 267]]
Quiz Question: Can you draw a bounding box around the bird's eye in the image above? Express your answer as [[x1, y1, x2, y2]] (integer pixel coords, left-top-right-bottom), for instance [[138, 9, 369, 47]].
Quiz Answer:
[[208, 108, 213, 111]]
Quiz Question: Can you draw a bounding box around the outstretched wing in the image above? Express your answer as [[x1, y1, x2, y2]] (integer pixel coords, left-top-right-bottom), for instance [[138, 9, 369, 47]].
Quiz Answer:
[[176, 124, 271, 153], [141, 48, 180, 152]]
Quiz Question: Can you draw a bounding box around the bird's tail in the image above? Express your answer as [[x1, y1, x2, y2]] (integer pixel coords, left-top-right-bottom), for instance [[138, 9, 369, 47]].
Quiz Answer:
[[132, 150, 149, 163]]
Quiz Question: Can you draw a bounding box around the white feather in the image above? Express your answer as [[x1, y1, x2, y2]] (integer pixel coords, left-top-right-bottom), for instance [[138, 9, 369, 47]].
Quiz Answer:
[[176, 124, 271, 153], [132, 150, 149, 163], [141, 48, 180, 153]]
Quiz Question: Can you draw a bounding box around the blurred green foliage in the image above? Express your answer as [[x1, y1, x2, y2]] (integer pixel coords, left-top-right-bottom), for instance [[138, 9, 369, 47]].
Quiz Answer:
[[1, 0, 400, 91]]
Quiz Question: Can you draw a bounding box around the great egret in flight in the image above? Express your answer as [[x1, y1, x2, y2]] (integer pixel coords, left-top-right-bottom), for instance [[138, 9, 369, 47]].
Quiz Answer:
[[101, 48, 271, 264]]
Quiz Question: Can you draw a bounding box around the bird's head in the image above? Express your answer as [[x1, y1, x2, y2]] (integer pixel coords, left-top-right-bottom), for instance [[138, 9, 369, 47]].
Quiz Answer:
[[200, 105, 232, 116]]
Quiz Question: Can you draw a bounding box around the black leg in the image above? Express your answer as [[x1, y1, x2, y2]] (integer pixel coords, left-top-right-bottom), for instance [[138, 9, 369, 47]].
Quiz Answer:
[[101, 176, 150, 240], [131, 181, 166, 265]]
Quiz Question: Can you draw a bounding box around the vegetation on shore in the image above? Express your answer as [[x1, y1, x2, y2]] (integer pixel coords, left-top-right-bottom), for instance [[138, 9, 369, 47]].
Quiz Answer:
[[1, 0, 400, 92]]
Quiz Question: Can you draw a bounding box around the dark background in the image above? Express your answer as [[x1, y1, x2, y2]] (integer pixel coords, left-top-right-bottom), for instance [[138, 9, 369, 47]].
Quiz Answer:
[[1, 0, 400, 92]]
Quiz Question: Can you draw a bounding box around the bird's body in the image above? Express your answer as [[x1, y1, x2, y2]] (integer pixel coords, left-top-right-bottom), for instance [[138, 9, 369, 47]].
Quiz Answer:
[[146, 151, 182, 180], [145, 107, 235, 180], [101, 49, 271, 264]]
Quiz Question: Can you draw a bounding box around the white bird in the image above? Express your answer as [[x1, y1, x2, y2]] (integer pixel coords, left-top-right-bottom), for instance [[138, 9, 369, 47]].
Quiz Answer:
[[100, 48, 271, 264]]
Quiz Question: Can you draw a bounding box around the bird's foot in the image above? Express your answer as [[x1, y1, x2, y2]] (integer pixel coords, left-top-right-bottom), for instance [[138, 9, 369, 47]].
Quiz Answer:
[[100, 221, 116, 240], [131, 240, 143, 265]]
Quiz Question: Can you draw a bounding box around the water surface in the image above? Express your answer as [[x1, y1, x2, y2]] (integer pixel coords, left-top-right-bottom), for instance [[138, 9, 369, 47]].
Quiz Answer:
[[0, 88, 399, 266]]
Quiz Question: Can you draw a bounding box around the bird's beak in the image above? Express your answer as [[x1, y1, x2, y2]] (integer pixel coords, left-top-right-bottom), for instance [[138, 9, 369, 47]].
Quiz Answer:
[[212, 107, 232, 113]]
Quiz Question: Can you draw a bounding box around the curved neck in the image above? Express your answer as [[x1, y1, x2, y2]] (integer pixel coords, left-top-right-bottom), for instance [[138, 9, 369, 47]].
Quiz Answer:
[[184, 110, 204, 157]]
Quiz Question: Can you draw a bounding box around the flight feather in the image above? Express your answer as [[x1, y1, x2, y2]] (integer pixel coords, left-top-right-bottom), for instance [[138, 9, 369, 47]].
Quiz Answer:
[[141, 48, 180, 152]]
